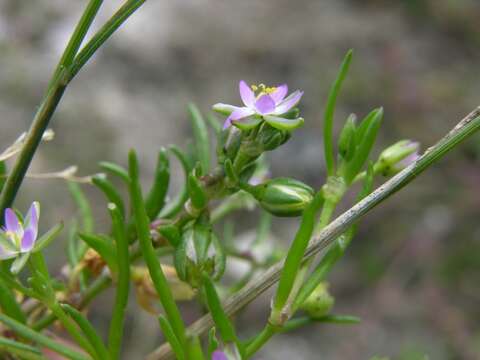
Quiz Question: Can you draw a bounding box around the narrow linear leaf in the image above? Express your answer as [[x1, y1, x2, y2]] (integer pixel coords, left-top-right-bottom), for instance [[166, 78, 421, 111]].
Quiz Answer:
[[62, 304, 109, 360], [33, 222, 64, 253], [0, 336, 45, 360], [128, 150, 186, 345], [99, 161, 130, 183], [107, 203, 130, 360], [0, 313, 90, 360], [145, 148, 170, 220], [78, 232, 118, 274], [273, 191, 324, 313], [92, 174, 126, 218], [188, 103, 210, 174], [323, 49, 353, 176], [158, 315, 185, 360]]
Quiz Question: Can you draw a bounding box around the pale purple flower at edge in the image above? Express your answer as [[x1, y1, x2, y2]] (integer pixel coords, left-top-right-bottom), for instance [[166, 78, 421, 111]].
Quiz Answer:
[[0, 202, 40, 259], [212, 350, 228, 360], [214, 80, 303, 129]]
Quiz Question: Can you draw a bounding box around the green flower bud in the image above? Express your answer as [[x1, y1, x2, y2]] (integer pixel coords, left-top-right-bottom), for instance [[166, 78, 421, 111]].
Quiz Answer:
[[376, 140, 420, 176], [256, 123, 291, 151], [301, 282, 335, 318], [245, 177, 314, 217], [174, 215, 225, 288]]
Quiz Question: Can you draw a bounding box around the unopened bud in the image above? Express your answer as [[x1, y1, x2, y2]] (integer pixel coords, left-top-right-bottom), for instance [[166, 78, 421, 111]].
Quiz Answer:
[[245, 177, 314, 217], [376, 140, 420, 176]]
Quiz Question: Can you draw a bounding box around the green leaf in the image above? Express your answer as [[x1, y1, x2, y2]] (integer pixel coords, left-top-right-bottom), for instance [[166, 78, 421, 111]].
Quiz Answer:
[[158, 315, 185, 360], [206, 113, 222, 135], [0, 278, 27, 324], [263, 115, 304, 131], [343, 108, 383, 183], [145, 148, 170, 220], [188, 103, 210, 174], [78, 232, 118, 274], [0, 313, 90, 360], [107, 203, 130, 360], [10, 253, 30, 275], [159, 145, 192, 219], [186, 336, 205, 360], [33, 222, 64, 253], [232, 117, 262, 131], [0, 336, 45, 360], [99, 161, 130, 183], [314, 314, 361, 324], [272, 191, 324, 318], [62, 304, 109, 360], [158, 224, 181, 247], [128, 149, 186, 346], [323, 49, 354, 176], [337, 113, 357, 161], [202, 274, 239, 345], [92, 174, 126, 218], [211, 233, 226, 281]]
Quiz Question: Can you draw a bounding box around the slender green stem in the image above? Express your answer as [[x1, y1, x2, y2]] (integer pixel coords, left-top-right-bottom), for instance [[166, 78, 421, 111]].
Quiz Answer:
[[47, 0, 103, 90], [70, 0, 147, 80], [148, 107, 480, 360], [0, 76, 68, 219], [0, 313, 90, 360], [0, 337, 46, 360], [244, 323, 276, 358]]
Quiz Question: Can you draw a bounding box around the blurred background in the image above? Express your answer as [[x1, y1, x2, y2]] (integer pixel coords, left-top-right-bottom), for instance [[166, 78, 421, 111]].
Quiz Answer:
[[1, 0, 480, 359]]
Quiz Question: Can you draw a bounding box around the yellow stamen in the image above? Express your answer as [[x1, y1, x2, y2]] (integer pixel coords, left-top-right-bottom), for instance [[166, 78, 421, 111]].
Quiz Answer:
[[251, 83, 277, 96]]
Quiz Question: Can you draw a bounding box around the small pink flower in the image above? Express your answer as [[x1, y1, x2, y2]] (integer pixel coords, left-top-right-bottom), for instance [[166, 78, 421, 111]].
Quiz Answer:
[[213, 81, 303, 129]]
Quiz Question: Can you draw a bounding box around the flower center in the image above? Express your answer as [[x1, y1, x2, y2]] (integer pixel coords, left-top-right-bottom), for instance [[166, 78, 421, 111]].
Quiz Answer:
[[5, 231, 20, 248], [251, 83, 277, 98]]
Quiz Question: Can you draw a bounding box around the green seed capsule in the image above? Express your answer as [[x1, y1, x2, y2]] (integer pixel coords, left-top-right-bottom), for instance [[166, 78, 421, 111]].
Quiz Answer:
[[246, 177, 314, 217], [301, 282, 335, 318]]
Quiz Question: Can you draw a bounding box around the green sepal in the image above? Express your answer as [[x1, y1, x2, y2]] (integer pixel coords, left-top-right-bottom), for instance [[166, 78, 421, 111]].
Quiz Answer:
[[313, 314, 361, 325], [174, 233, 188, 281], [211, 233, 226, 281], [263, 115, 304, 131], [0, 231, 17, 253], [187, 172, 207, 210], [33, 222, 64, 253], [232, 116, 262, 131], [338, 113, 357, 161], [224, 158, 238, 188], [282, 107, 300, 119], [10, 253, 30, 275]]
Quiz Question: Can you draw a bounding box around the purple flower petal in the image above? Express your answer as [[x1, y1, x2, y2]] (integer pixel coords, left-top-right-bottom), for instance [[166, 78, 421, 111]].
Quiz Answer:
[[239, 80, 255, 108], [270, 84, 288, 104], [24, 202, 39, 241], [398, 152, 419, 168], [21, 228, 36, 252], [4, 208, 21, 234], [254, 94, 276, 114], [271, 90, 303, 115], [212, 350, 228, 360], [224, 107, 255, 129], [0, 248, 18, 260]]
